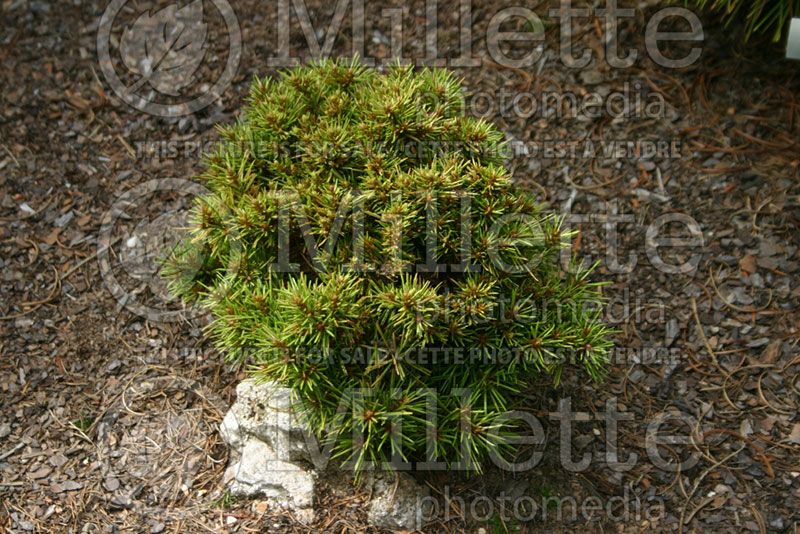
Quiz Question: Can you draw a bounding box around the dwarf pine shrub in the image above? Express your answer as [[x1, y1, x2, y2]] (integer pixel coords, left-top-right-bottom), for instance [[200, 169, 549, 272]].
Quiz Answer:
[[164, 59, 613, 473], [681, 0, 799, 42]]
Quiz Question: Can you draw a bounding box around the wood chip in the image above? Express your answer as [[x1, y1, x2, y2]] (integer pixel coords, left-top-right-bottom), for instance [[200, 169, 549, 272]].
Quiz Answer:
[[789, 424, 800, 445], [739, 254, 757, 274], [50, 480, 83, 493]]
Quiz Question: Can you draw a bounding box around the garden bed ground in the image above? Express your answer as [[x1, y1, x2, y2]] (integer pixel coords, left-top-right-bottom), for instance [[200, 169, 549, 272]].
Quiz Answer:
[[1, 0, 798, 533]]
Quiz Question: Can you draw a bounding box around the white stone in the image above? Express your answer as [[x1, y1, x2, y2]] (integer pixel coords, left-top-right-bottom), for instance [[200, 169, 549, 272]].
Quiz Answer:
[[220, 380, 316, 523], [226, 441, 314, 505], [366, 472, 432, 531], [219, 380, 311, 463], [220, 379, 431, 529]]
